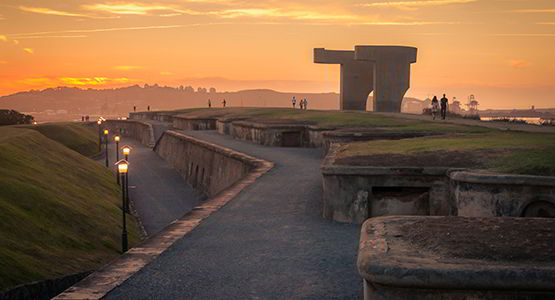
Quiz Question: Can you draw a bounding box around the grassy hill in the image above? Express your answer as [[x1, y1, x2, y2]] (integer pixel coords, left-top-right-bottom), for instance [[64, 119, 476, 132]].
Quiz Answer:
[[0, 124, 140, 291]]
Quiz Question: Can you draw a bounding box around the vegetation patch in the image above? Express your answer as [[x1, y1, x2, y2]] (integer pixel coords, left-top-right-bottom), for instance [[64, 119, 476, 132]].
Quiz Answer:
[[0, 127, 140, 291]]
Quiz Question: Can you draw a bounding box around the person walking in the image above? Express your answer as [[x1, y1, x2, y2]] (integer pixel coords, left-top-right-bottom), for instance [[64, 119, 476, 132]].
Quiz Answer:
[[431, 96, 439, 120], [440, 94, 448, 120], [222, 99, 226, 107], [292, 96, 296, 108], [303, 98, 308, 110]]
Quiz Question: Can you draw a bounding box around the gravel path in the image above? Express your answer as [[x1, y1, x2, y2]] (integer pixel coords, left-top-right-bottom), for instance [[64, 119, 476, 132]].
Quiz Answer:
[[104, 130, 361, 299]]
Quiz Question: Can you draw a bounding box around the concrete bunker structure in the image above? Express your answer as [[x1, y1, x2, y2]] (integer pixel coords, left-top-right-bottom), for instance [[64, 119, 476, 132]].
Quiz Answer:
[[314, 45, 417, 112]]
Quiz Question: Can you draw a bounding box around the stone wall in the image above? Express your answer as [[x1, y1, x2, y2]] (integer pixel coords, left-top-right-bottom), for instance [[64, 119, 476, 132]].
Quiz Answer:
[[104, 120, 155, 147], [230, 121, 309, 147], [0, 271, 92, 300], [172, 117, 216, 131], [154, 130, 256, 197], [450, 171, 555, 218]]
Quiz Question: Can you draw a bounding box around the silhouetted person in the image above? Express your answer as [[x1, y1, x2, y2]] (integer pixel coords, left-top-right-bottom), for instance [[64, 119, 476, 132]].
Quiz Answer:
[[304, 98, 308, 110], [81, 116, 85, 122], [292, 96, 296, 108], [86, 115, 89, 121], [208, 99, 211, 108], [147, 105, 150, 111], [431, 96, 439, 120], [133, 106, 136, 112], [222, 99, 226, 107], [440, 94, 448, 120]]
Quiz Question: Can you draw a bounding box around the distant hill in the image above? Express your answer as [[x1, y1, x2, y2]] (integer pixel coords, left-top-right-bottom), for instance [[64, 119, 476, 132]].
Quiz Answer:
[[0, 85, 423, 122]]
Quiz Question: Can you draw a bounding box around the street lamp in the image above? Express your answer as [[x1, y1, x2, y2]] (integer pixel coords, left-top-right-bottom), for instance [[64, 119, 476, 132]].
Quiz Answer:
[[122, 145, 132, 161], [97, 120, 102, 152], [104, 129, 109, 167], [121, 145, 132, 212], [114, 135, 120, 184], [115, 159, 129, 253]]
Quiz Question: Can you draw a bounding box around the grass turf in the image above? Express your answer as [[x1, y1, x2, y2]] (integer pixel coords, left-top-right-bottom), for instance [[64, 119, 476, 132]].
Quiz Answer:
[[0, 126, 140, 291]]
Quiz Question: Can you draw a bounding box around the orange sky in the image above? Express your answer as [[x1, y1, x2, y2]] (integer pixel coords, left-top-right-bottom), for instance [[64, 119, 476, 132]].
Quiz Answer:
[[1, 0, 554, 109]]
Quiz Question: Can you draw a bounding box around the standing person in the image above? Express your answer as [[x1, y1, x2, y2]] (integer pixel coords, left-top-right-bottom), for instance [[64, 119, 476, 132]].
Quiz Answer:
[[208, 99, 211, 108], [304, 98, 308, 110], [147, 105, 150, 111], [222, 99, 226, 108], [440, 94, 448, 120], [81, 116, 85, 122], [133, 106, 136, 112], [431, 96, 439, 120], [292, 96, 296, 108]]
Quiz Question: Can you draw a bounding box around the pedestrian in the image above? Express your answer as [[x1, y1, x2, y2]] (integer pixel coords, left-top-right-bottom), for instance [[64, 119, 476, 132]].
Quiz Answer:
[[86, 115, 89, 121], [222, 99, 226, 107], [81, 116, 85, 122], [440, 94, 448, 120], [147, 105, 150, 111], [292, 96, 296, 108], [304, 98, 308, 110], [208, 99, 211, 108], [431, 96, 439, 120], [133, 106, 136, 112]]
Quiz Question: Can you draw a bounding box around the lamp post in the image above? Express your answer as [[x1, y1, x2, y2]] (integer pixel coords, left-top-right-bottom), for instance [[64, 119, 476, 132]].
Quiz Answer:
[[114, 136, 120, 184], [97, 120, 102, 152], [121, 145, 132, 212], [104, 129, 109, 167], [116, 159, 129, 253]]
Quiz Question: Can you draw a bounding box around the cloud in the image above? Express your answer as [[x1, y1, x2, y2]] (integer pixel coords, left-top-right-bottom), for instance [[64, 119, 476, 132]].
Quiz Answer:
[[0, 61, 7, 64], [19, 6, 89, 17], [23, 48, 34, 54], [114, 65, 144, 70], [160, 71, 173, 75], [82, 3, 199, 16], [360, 0, 477, 9], [0, 35, 7, 41], [507, 60, 532, 69], [215, 8, 356, 20], [7, 24, 206, 38], [16, 35, 87, 40], [13, 40, 19, 44], [537, 22, 555, 25], [489, 33, 555, 37], [511, 9, 555, 13], [349, 21, 460, 25], [59, 77, 130, 85]]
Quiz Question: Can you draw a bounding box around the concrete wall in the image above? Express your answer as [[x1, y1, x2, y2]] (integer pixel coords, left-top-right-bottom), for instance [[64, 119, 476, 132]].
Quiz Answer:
[[104, 120, 155, 147], [172, 117, 216, 131], [154, 130, 256, 197], [230, 121, 309, 147], [450, 171, 555, 218], [0, 271, 92, 300], [322, 146, 555, 223]]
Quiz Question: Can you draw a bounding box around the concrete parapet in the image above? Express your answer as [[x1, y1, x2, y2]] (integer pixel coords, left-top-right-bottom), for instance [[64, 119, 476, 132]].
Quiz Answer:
[[358, 216, 555, 299], [104, 120, 155, 147], [314, 48, 374, 110], [450, 171, 555, 218], [172, 116, 216, 131]]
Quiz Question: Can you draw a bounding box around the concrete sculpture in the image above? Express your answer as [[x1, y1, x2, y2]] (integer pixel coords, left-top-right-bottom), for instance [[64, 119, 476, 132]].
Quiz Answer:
[[314, 45, 417, 112]]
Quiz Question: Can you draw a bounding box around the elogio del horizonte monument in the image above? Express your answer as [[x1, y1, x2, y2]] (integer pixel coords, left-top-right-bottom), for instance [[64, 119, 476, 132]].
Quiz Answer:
[[314, 45, 417, 112]]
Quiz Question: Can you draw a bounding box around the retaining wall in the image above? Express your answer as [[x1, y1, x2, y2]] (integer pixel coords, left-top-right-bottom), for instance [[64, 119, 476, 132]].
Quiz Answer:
[[154, 130, 256, 197], [450, 171, 555, 218], [172, 117, 216, 131], [104, 120, 155, 147], [323, 144, 555, 223]]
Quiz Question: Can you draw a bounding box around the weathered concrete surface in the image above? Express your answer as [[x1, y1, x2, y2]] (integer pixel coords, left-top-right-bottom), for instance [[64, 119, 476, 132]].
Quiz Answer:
[[103, 130, 361, 299], [54, 133, 273, 300], [154, 130, 255, 197], [321, 145, 453, 224], [450, 171, 555, 218], [104, 120, 155, 147], [314, 48, 374, 110], [358, 216, 555, 300], [172, 116, 216, 131], [355, 46, 417, 112], [231, 120, 309, 147]]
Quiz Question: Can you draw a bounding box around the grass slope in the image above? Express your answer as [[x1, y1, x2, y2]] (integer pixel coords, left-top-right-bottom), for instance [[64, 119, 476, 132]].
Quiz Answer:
[[0, 126, 140, 291], [16, 122, 100, 157]]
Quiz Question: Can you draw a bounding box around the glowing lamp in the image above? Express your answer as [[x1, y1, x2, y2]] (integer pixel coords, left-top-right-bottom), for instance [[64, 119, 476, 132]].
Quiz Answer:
[[114, 135, 120, 142], [97, 120, 102, 125], [104, 129, 108, 135], [122, 145, 132, 156], [115, 160, 129, 174]]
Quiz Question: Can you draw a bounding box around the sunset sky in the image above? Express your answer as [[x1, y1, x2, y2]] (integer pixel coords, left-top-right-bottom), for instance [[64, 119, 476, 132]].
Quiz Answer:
[[1, 0, 554, 109]]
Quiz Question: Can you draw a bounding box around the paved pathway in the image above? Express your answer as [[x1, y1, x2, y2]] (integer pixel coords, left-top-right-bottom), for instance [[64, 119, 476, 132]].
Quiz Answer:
[[105, 137, 200, 236], [104, 130, 361, 299]]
